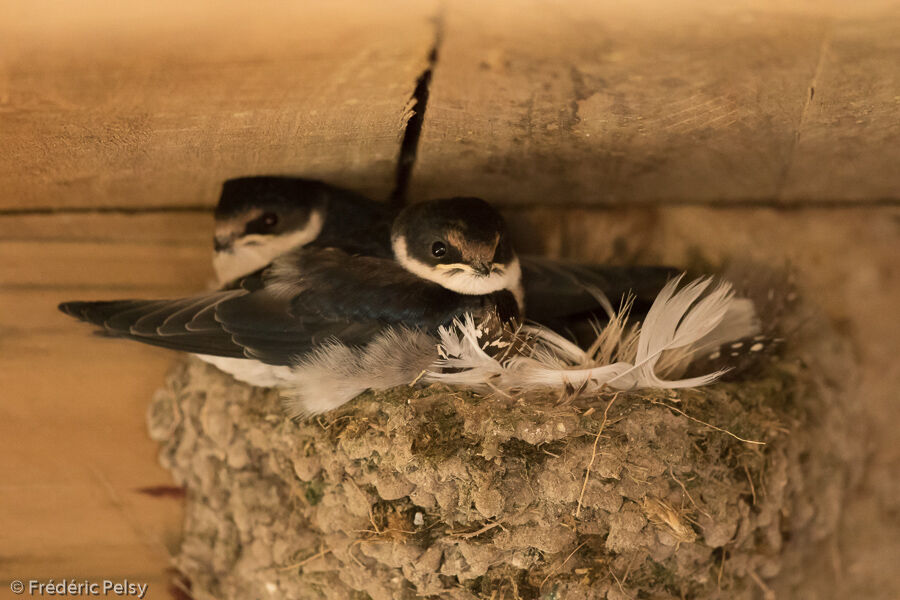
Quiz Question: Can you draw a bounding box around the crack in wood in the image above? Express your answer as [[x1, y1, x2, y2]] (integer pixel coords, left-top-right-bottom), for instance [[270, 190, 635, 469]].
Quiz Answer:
[[777, 24, 834, 200], [389, 12, 444, 208]]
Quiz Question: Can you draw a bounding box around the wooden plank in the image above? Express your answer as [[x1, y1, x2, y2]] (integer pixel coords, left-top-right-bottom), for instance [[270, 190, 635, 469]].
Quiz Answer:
[[0, 212, 212, 291], [0, 0, 437, 210], [781, 5, 900, 201], [1, 240, 212, 291], [0, 214, 215, 589], [412, 0, 900, 206], [0, 212, 211, 244], [0, 306, 186, 588]]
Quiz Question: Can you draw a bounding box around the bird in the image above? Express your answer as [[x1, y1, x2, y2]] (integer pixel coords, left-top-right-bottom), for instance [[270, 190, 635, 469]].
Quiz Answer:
[[209, 176, 679, 345], [60, 197, 522, 415], [212, 176, 395, 283]]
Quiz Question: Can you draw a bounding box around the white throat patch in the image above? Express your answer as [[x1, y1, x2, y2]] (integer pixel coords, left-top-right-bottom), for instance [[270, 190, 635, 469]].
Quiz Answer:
[[213, 209, 325, 283], [393, 236, 524, 308]]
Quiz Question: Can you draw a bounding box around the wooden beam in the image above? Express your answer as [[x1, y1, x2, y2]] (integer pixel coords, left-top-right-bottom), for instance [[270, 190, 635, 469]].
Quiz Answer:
[[0, 0, 438, 210], [412, 0, 900, 206], [781, 5, 900, 200], [0, 213, 215, 589]]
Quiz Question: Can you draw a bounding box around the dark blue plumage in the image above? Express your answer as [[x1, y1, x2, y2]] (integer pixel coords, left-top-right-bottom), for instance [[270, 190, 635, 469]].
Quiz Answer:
[[211, 176, 679, 346], [60, 199, 522, 371]]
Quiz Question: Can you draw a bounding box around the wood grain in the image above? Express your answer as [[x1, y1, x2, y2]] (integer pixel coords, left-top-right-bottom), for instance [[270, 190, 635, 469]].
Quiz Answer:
[[0, 214, 215, 590], [412, 0, 900, 206], [781, 5, 900, 200], [0, 0, 438, 211]]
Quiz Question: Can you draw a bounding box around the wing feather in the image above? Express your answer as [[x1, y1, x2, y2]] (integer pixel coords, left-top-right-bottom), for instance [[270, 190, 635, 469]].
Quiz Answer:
[[59, 246, 508, 366]]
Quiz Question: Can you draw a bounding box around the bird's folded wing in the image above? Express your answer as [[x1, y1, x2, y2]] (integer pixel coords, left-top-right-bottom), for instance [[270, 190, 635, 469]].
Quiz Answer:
[[58, 248, 478, 365], [275, 247, 486, 326], [59, 295, 248, 358]]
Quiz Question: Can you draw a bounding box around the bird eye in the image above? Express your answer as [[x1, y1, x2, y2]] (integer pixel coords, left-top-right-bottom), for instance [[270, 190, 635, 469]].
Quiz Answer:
[[431, 241, 447, 258], [245, 212, 279, 235]]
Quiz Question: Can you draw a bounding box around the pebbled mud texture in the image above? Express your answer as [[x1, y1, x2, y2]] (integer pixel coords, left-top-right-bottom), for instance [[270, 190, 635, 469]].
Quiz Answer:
[[148, 303, 863, 600]]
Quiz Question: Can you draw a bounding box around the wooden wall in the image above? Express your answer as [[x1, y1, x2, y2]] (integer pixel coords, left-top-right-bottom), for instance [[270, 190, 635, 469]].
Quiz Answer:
[[1, 0, 897, 597]]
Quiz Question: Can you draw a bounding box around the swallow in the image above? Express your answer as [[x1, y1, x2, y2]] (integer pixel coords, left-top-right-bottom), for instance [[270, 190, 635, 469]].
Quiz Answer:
[[212, 176, 395, 283], [60, 197, 522, 414], [210, 176, 678, 344]]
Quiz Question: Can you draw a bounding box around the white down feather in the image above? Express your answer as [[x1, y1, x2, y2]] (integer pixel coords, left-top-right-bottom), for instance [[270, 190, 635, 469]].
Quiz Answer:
[[425, 275, 759, 394]]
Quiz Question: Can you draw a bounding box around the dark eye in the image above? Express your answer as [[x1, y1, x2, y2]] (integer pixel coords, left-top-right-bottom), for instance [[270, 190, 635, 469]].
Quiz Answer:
[[245, 212, 279, 235], [431, 241, 447, 258]]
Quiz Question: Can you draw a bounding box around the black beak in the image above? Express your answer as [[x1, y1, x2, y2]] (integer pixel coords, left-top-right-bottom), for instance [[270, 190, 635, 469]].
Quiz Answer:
[[213, 236, 231, 253], [472, 262, 492, 276]]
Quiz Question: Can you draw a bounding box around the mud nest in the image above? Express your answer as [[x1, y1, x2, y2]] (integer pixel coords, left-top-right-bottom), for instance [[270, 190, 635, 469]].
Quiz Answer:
[[149, 305, 863, 599]]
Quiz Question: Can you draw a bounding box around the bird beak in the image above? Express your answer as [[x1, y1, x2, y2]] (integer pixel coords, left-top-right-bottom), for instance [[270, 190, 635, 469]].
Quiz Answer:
[[214, 235, 233, 253], [471, 262, 493, 277]]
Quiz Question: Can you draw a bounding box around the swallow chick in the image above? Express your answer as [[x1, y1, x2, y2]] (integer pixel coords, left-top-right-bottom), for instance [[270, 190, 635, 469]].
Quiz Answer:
[[213, 176, 395, 283], [209, 176, 678, 344], [60, 197, 521, 416]]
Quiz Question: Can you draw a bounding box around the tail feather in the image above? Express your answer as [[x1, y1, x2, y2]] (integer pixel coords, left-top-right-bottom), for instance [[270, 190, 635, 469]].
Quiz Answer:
[[59, 300, 157, 328], [58, 298, 247, 358]]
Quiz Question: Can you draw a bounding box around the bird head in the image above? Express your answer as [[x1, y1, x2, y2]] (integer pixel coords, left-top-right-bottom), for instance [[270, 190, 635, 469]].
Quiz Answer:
[[212, 177, 327, 281], [391, 197, 521, 297]]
